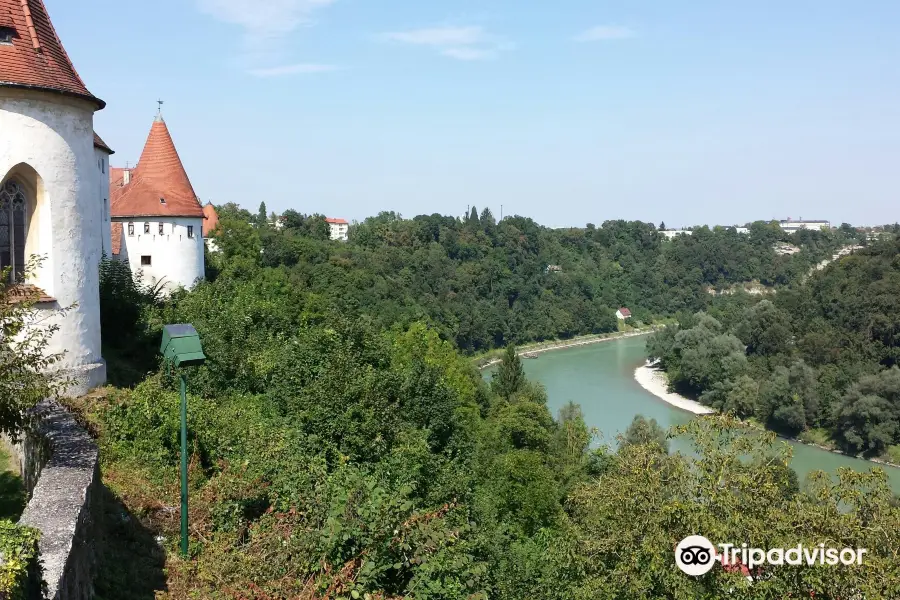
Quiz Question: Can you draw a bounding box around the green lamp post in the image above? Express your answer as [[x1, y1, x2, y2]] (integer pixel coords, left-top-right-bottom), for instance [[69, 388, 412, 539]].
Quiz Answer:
[[160, 324, 206, 557]]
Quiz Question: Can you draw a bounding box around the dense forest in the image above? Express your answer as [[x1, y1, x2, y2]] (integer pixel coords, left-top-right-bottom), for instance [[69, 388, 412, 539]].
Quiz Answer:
[[208, 204, 857, 353], [81, 209, 900, 599], [648, 237, 900, 463]]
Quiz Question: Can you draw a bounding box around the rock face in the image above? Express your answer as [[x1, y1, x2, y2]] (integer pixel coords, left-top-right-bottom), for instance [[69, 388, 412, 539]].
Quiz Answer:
[[3, 401, 100, 599]]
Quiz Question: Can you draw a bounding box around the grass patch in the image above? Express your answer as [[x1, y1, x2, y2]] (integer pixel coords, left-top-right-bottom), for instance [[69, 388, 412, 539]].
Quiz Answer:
[[797, 428, 834, 448], [884, 445, 900, 466], [0, 446, 26, 522]]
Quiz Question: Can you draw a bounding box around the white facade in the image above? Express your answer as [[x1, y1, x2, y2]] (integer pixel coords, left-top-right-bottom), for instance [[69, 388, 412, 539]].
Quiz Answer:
[[0, 88, 107, 393], [114, 216, 205, 293], [328, 220, 349, 241], [779, 219, 830, 233], [660, 229, 692, 239], [95, 147, 113, 256]]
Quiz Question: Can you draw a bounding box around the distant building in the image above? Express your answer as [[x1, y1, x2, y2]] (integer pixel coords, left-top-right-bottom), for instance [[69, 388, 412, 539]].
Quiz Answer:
[[545, 264, 562, 273], [779, 218, 830, 233], [734, 227, 750, 234], [616, 307, 632, 320], [326, 217, 349, 241], [661, 230, 692, 240], [202, 202, 220, 252], [110, 113, 205, 294]]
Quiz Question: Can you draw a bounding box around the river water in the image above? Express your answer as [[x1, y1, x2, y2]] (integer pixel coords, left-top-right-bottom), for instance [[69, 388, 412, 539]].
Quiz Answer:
[[486, 336, 900, 492]]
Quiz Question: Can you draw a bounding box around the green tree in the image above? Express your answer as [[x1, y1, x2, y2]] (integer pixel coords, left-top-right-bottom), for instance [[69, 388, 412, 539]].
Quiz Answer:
[[621, 414, 669, 453], [492, 346, 525, 399], [0, 262, 63, 436], [257, 201, 268, 226]]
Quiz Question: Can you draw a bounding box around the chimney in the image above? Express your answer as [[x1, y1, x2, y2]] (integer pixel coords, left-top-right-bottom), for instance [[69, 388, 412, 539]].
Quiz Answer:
[[123, 169, 131, 185]]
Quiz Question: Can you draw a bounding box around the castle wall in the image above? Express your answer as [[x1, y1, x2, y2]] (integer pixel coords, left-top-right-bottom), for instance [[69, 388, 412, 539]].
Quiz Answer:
[[112, 216, 205, 293], [0, 89, 106, 393], [94, 147, 113, 257]]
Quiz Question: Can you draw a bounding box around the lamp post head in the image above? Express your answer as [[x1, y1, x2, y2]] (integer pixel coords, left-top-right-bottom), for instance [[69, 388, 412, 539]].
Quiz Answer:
[[160, 324, 206, 367]]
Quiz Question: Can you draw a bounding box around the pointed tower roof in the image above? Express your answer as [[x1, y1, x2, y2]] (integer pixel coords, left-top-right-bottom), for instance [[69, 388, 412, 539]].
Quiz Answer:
[[202, 202, 219, 237], [0, 0, 104, 108], [111, 113, 204, 218]]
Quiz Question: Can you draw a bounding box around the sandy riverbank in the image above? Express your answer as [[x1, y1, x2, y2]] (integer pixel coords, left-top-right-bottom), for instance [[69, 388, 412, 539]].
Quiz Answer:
[[478, 329, 655, 371], [634, 362, 900, 470], [633, 361, 714, 415]]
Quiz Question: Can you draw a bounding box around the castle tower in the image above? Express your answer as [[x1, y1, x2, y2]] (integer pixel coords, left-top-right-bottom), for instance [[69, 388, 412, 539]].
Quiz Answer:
[[110, 113, 205, 293], [1, 0, 112, 394]]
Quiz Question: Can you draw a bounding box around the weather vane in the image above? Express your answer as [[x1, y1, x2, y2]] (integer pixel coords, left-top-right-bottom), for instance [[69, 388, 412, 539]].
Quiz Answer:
[[157, 99, 164, 114]]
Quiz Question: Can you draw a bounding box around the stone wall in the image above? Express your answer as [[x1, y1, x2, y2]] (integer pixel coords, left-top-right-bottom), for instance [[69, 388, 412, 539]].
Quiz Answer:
[[3, 401, 100, 600]]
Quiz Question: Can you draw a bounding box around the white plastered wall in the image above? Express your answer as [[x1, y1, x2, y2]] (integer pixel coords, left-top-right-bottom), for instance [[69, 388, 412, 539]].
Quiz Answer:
[[0, 88, 106, 394], [113, 216, 205, 293]]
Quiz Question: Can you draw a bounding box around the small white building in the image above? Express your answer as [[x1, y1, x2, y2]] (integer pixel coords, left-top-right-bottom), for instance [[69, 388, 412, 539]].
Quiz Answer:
[[660, 230, 693, 240], [327, 217, 349, 241], [110, 114, 205, 293], [616, 307, 632, 320], [779, 218, 830, 233], [1, 0, 111, 394]]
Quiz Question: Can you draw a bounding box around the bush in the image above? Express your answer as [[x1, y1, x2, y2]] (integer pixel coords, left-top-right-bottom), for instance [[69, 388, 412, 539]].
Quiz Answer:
[[0, 521, 40, 599]]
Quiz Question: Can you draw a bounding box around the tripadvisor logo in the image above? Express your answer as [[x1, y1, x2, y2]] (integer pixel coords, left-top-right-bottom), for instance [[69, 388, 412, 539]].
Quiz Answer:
[[675, 535, 867, 576]]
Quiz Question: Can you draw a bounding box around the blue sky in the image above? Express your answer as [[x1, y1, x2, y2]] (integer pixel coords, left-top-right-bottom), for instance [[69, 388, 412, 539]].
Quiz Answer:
[[52, 0, 899, 228]]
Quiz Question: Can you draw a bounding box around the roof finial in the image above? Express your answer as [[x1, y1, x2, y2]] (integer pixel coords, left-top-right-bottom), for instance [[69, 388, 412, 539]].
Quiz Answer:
[[155, 99, 165, 122]]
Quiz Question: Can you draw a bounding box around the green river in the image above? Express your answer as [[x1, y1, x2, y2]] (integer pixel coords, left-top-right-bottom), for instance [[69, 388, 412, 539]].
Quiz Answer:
[[487, 335, 900, 492]]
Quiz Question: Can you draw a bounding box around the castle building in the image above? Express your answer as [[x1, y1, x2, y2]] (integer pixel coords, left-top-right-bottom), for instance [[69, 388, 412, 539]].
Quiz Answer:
[[1, 0, 111, 394], [110, 114, 205, 293]]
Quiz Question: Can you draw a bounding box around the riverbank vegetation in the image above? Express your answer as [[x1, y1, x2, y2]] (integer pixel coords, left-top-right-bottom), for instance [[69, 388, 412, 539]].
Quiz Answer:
[[647, 237, 900, 463], [82, 212, 900, 597]]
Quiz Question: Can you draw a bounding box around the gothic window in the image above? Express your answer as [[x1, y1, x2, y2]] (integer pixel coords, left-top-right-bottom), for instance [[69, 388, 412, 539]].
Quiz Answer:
[[144, 222, 150, 234], [187, 225, 194, 238], [0, 180, 27, 283], [128, 223, 134, 236], [158, 223, 164, 235]]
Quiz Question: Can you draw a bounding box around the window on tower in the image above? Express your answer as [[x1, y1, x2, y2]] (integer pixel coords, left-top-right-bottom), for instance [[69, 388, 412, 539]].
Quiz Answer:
[[159, 223, 164, 235], [0, 27, 14, 45], [188, 225, 194, 238], [141, 255, 152, 266], [128, 223, 134, 236], [144, 222, 150, 234]]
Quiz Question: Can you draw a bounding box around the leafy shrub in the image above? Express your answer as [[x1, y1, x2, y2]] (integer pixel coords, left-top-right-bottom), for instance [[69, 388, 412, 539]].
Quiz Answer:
[[0, 521, 40, 599]]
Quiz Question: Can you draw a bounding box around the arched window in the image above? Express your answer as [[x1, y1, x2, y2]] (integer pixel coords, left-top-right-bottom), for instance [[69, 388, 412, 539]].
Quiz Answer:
[[0, 179, 27, 282]]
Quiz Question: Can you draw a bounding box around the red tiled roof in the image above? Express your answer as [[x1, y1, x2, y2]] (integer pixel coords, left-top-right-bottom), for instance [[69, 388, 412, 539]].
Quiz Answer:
[[326, 217, 348, 225], [110, 116, 203, 218], [0, 0, 104, 108], [202, 202, 219, 237], [93, 131, 113, 154], [110, 221, 122, 255], [109, 166, 126, 188], [5, 284, 54, 304], [618, 307, 632, 317]]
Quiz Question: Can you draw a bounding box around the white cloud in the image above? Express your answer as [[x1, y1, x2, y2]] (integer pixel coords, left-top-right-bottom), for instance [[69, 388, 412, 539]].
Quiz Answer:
[[574, 25, 635, 42], [383, 26, 484, 47], [441, 47, 495, 61], [248, 63, 341, 77], [380, 25, 510, 61], [197, 0, 337, 73]]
